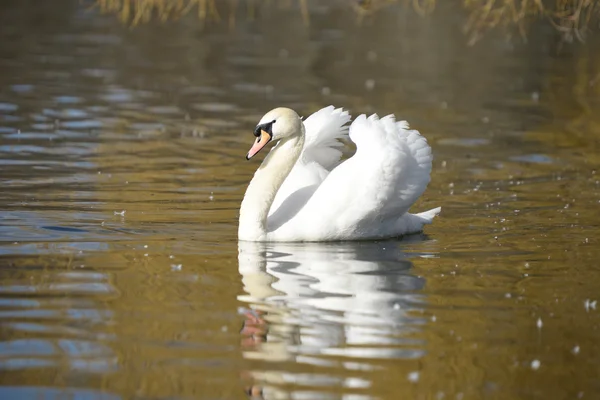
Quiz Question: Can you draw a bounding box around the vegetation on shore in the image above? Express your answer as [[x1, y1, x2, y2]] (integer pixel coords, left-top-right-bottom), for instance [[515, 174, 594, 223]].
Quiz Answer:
[[95, 0, 600, 42]]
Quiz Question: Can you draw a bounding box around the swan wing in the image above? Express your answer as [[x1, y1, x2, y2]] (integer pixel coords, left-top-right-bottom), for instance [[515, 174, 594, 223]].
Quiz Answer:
[[269, 106, 351, 220], [270, 113, 437, 241], [301, 105, 351, 170]]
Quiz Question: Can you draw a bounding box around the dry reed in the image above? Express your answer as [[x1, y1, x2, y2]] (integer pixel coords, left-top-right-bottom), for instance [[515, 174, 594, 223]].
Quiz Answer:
[[94, 0, 600, 42]]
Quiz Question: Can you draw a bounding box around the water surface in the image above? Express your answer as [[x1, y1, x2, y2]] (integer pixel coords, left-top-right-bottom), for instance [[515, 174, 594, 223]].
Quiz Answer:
[[1, 1, 600, 399]]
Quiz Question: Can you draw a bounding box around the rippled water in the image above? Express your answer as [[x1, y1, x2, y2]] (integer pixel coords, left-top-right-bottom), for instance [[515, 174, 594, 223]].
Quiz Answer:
[[1, 0, 600, 399]]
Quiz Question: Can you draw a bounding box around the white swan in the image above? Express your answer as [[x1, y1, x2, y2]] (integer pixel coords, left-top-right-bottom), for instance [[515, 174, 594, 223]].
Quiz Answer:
[[239, 106, 440, 242]]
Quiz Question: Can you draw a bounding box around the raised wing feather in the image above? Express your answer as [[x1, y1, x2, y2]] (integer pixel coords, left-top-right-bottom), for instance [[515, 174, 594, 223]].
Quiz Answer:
[[269, 106, 350, 218], [374, 115, 433, 218], [301, 105, 351, 170]]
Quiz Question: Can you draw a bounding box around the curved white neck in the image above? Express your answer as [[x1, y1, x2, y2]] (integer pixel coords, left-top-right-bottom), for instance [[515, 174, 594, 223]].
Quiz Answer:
[[239, 131, 304, 241]]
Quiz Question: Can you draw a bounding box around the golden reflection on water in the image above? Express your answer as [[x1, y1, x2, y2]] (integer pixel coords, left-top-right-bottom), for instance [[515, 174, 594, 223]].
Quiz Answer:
[[0, 0, 600, 399]]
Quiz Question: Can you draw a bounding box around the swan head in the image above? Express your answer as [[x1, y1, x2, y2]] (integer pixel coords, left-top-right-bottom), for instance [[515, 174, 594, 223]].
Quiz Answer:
[[246, 107, 302, 160]]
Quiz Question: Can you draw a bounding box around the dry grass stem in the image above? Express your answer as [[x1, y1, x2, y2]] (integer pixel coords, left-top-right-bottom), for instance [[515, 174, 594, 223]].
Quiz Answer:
[[95, 0, 600, 41]]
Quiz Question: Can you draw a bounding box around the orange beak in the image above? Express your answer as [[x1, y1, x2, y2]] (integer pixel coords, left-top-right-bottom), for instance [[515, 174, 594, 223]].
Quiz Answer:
[[246, 130, 272, 160]]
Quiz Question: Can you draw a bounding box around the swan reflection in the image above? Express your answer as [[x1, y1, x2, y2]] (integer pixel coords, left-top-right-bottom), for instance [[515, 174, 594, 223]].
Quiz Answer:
[[238, 239, 432, 397]]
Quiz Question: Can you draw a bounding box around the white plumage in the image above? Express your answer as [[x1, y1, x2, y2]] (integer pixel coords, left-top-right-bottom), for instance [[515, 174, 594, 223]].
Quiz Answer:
[[239, 106, 440, 242]]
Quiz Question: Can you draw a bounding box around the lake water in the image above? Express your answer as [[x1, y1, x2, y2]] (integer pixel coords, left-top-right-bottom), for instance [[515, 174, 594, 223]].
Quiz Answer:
[[1, 1, 600, 399]]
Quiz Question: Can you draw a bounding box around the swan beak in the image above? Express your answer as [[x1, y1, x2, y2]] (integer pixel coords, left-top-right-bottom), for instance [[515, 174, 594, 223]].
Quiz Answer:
[[246, 130, 272, 160]]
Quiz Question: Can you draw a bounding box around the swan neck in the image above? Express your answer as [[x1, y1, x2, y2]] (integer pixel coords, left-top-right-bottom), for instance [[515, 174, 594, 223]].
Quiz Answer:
[[239, 131, 304, 241]]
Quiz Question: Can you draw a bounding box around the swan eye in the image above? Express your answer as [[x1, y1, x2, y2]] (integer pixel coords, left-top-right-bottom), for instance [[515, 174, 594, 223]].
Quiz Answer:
[[254, 120, 275, 137]]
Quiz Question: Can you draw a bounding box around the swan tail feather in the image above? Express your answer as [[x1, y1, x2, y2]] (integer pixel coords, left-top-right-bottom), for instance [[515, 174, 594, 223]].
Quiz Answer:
[[391, 207, 441, 237], [416, 207, 442, 224]]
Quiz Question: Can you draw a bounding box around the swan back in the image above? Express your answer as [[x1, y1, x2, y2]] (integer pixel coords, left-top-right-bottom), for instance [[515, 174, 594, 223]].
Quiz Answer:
[[268, 112, 439, 241]]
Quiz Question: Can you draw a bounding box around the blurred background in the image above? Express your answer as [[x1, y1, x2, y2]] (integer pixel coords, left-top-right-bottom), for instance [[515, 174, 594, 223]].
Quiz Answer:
[[0, 0, 599, 399]]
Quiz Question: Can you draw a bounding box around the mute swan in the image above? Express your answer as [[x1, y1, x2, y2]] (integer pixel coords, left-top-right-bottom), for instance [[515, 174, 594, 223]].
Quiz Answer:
[[239, 106, 440, 242]]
